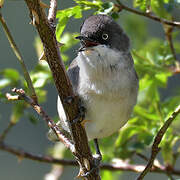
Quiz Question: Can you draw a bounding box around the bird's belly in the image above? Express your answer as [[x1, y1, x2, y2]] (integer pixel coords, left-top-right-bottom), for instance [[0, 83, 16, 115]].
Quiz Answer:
[[84, 95, 132, 140]]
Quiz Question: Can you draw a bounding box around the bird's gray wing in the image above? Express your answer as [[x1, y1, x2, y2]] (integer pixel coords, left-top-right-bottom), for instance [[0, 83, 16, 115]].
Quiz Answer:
[[67, 59, 80, 93], [47, 59, 80, 142]]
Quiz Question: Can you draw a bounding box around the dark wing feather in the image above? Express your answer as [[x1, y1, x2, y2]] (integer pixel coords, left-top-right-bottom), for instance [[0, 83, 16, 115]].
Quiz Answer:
[[67, 59, 80, 93]]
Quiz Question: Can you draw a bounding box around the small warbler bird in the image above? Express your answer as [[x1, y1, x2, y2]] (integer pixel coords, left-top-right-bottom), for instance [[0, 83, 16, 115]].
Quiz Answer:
[[48, 14, 139, 157]]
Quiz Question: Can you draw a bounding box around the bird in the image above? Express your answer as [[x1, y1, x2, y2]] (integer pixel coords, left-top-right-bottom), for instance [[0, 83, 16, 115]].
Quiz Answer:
[[48, 14, 139, 159]]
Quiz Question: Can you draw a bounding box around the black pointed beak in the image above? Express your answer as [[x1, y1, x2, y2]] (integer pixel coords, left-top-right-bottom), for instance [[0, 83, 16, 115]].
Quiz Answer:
[[75, 35, 100, 52]]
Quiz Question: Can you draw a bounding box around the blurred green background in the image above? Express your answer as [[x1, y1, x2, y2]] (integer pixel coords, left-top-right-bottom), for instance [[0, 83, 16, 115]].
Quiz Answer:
[[0, 0, 180, 180]]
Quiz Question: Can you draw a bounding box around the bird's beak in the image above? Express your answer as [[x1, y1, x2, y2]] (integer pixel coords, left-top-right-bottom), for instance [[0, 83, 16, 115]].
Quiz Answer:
[[76, 35, 100, 51]]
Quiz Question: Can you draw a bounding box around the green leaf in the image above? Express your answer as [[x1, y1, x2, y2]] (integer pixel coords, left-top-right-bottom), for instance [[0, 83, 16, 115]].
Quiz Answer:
[[100, 2, 114, 14], [111, 12, 119, 19], [0, 0, 4, 7], [0, 69, 20, 89], [101, 171, 113, 180], [161, 138, 174, 165], [154, 73, 169, 87], [129, 141, 145, 152], [138, 131, 154, 146], [56, 6, 84, 40], [31, 72, 49, 88], [100, 133, 118, 160], [116, 125, 144, 147], [2, 68, 20, 82], [134, 105, 159, 121], [56, 16, 69, 41], [10, 102, 25, 124], [151, 0, 171, 18], [134, 0, 149, 11], [0, 78, 11, 89], [28, 114, 39, 125], [35, 89, 47, 103], [60, 33, 79, 53], [75, 0, 102, 9]]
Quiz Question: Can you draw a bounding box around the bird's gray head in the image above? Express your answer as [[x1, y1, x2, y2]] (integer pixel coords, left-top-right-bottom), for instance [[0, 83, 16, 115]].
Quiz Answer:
[[76, 14, 130, 52]]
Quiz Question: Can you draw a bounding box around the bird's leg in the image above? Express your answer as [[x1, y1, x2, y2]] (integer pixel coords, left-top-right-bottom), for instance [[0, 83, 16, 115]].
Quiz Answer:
[[93, 138, 102, 165]]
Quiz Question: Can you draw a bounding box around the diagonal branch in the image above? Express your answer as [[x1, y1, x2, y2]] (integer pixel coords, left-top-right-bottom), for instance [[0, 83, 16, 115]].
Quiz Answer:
[[0, 121, 16, 142], [163, 24, 180, 74], [137, 104, 180, 180], [24, 0, 99, 179], [115, 0, 180, 28], [0, 12, 37, 102], [10, 88, 74, 151]]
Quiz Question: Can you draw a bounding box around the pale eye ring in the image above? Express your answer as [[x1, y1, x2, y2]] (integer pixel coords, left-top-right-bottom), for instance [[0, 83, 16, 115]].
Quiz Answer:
[[102, 33, 108, 40]]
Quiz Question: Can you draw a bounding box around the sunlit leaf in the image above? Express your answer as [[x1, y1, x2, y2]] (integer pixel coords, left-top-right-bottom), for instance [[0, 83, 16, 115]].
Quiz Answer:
[[10, 102, 25, 124], [75, 0, 102, 9], [134, 0, 149, 11], [134, 105, 159, 121], [0, 0, 4, 8], [101, 171, 113, 180], [116, 125, 145, 147], [56, 6, 85, 40], [0, 78, 11, 89], [31, 72, 49, 88], [151, 0, 171, 18]]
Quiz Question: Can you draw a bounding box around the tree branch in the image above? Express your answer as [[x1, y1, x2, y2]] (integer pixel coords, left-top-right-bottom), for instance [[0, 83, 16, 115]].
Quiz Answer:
[[164, 25, 177, 61], [115, 0, 180, 28], [0, 141, 77, 166], [48, 0, 57, 23], [163, 24, 180, 74], [0, 12, 37, 102], [0, 121, 16, 142], [23, 0, 99, 179], [8, 88, 74, 151], [137, 104, 180, 180], [1, 141, 180, 177]]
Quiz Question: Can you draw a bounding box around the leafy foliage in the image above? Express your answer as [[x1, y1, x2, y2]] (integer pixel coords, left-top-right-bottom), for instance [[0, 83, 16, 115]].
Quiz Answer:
[[0, 0, 180, 179], [54, 0, 180, 178]]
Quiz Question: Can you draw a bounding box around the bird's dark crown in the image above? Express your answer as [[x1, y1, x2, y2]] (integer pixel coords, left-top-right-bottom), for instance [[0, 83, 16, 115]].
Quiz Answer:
[[76, 14, 130, 52]]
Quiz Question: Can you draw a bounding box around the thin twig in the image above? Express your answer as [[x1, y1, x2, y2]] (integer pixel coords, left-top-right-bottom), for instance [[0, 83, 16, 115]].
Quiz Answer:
[[115, 0, 180, 28], [0, 142, 77, 166], [163, 25, 177, 61], [163, 24, 180, 74], [136, 153, 149, 162], [1, 141, 180, 176], [136, 152, 163, 170], [10, 88, 74, 152], [0, 122, 16, 142], [0, 93, 21, 142], [0, 12, 37, 102], [137, 105, 180, 180]]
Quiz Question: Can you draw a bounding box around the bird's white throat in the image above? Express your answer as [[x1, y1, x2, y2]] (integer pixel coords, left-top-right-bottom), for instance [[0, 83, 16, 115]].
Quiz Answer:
[[77, 45, 133, 98]]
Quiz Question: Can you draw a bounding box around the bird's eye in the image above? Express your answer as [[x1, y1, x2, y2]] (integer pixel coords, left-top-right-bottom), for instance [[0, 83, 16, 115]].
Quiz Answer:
[[102, 33, 108, 40]]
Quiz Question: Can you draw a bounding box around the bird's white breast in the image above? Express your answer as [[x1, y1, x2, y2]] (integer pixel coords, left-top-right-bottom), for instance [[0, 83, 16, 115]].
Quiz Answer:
[[76, 45, 138, 140]]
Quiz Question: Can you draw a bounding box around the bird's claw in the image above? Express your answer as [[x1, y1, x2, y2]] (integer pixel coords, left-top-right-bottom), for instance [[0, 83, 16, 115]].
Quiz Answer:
[[70, 99, 87, 126], [81, 155, 101, 178]]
